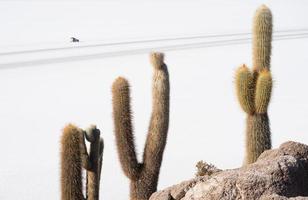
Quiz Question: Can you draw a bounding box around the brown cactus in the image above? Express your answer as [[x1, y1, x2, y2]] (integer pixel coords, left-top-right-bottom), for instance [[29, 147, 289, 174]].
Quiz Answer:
[[61, 124, 104, 200], [112, 52, 170, 200], [60, 124, 84, 200], [82, 125, 104, 200]]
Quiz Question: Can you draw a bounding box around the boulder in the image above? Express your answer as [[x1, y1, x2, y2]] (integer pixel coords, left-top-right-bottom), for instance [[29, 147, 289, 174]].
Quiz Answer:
[[150, 141, 308, 200]]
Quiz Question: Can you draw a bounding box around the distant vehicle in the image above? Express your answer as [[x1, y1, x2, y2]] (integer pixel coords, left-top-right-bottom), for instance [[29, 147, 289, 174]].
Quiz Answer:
[[71, 37, 80, 42]]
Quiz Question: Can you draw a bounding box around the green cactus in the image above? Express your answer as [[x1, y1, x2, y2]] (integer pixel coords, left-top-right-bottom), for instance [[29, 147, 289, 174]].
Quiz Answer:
[[252, 5, 273, 72], [112, 52, 170, 200], [235, 5, 273, 165], [61, 124, 104, 200]]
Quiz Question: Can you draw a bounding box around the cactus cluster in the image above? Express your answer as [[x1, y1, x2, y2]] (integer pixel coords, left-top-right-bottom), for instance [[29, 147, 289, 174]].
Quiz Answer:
[[60, 124, 104, 200], [59, 4, 276, 200], [60, 52, 170, 200], [235, 5, 273, 165], [112, 52, 170, 200]]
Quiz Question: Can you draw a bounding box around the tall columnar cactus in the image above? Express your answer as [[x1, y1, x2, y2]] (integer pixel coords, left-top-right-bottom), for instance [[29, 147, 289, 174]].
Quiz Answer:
[[235, 5, 273, 165], [61, 124, 104, 200], [112, 52, 170, 200], [61, 124, 84, 200]]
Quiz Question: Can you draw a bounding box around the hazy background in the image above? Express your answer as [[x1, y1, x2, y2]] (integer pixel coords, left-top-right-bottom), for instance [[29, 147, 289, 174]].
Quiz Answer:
[[0, 0, 307, 199]]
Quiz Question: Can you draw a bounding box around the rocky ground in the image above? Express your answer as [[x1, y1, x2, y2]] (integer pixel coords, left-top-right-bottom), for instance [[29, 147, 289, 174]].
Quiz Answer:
[[150, 141, 308, 200]]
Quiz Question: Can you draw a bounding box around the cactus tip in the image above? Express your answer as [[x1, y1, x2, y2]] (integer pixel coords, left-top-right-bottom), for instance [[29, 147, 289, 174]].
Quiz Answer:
[[260, 4, 268, 9], [241, 64, 248, 69], [236, 64, 249, 73], [62, 124, 80, 137], [85, 124, 100, 142], [150, 52, 165, 69], [113, 77, 129, 89], [256, 4, 272, 16]]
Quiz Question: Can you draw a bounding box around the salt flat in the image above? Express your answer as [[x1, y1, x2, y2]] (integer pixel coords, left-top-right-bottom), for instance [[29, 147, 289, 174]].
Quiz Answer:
[[0, 1, 307, 199]]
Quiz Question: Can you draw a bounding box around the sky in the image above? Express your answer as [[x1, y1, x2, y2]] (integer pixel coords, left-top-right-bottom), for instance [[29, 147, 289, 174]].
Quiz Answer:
[[0, 1, 308, 199]]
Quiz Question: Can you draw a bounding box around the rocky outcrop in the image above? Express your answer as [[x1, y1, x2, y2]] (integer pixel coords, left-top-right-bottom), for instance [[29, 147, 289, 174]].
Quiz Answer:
[[150, 141, 308, 200]]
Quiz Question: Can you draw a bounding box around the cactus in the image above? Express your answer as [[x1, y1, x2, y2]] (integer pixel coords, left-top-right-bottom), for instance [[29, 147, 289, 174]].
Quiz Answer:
[[112, 52, 170, 200], [61, 124, 104, 200], [235, 5, 273, 165], [61, 124, 84, 200], [81, 125, 104, 200]]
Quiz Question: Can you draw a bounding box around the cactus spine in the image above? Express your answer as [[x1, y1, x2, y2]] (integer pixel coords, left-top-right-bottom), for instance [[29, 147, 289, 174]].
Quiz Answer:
[[112, 52, 170, 200], [235, 5, 273, 165], [61, 124, 104, 200]]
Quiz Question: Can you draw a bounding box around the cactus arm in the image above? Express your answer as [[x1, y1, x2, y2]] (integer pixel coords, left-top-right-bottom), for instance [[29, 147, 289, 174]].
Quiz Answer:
[[85, 126, 102, 200], [97, 138, 104, 182], [235, 65, 255, 114], [142, 52, 170, 175], [112, 77, 141, 180], [253, 4, 273, 72], [60, 124, 84, 200], [86, 126, 101, 168], [255, 69, 272, 114], [79, 130, 93, 171], [99, 137, 104, 158]]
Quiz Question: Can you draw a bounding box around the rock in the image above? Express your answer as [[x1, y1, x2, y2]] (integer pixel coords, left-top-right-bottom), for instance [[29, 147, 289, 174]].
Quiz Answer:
[[260, 194, 308, 200], [150, 141, 308, 200]]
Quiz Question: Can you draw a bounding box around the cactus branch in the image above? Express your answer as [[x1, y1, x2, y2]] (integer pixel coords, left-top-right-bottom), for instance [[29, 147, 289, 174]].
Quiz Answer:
[[255, 69, 273, 114], [235, 64, 256, 114], [97, 138, 104, 183], [253, 4, 273, 72], [112, 77, 141, 180], [79, 131, 92, 171], [143, 52, 170, 174], [60, 124, 84, 200], [85, 125, 103, 200]]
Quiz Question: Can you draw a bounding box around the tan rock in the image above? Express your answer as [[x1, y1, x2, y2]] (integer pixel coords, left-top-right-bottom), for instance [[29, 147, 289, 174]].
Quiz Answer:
[[150, 141, 308, 200]]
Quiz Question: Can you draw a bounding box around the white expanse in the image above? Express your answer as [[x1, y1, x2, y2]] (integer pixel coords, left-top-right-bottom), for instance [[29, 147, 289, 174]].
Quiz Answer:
[[0, 1, 308, 199]]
